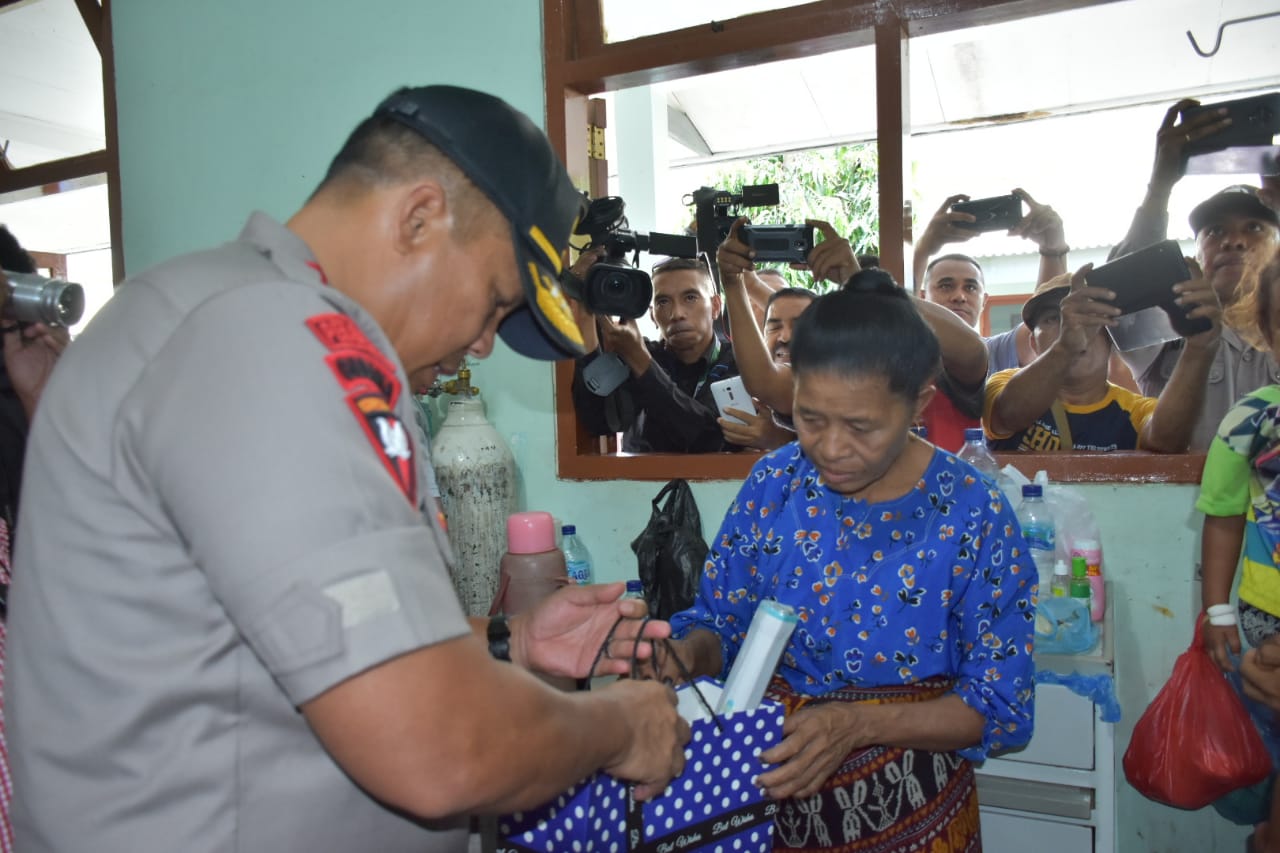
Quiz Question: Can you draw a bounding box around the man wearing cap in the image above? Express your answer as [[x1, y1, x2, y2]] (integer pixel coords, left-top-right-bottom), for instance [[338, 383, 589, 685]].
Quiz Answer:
[[1110, 98, 1280, 450], [983, 264, 1222, 452], [5, 86, 689, 853]]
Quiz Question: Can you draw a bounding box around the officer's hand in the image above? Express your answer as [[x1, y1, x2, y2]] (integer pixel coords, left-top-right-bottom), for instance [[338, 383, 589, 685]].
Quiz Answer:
[[512, 582, 669, 679], [598, 679, 690, 802]]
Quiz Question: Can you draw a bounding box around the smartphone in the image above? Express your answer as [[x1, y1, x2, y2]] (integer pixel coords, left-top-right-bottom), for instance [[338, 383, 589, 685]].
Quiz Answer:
[[710, 376, 757, 426], [951, 194, 1024, 232], [1183, 92, 1280, 158], [740, 224, 816, 264], [1084, 239, 1209, 337]]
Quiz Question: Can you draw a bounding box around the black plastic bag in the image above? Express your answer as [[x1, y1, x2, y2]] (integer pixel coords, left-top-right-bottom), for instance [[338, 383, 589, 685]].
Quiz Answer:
[[630, 479, 708, 619]]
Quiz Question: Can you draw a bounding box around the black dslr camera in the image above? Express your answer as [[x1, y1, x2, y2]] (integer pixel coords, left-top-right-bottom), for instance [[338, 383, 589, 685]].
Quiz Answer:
[[568, 196, 696, 319], [688, 183, 814, 266], [2, 271, 85, 328]]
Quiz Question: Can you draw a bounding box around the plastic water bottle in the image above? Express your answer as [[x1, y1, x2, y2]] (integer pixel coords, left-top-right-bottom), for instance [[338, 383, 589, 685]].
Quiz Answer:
[[560, 524, 594, 585], [956, 427, 999, 479], [1017, 484, 1056, 596]]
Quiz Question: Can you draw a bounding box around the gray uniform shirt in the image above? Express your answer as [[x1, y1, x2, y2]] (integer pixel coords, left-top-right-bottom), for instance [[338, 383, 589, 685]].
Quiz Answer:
[[7, 213, 472, 853], [1117, 326, 1280, 451]]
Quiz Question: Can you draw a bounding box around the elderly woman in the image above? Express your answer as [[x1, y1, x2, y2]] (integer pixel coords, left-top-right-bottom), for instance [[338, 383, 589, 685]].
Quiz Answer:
[[664, 272, 1036, 852]]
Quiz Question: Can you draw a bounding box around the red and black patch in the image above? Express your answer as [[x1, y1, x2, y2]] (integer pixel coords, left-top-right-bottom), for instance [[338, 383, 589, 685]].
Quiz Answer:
[[306, 313, 416, 505]]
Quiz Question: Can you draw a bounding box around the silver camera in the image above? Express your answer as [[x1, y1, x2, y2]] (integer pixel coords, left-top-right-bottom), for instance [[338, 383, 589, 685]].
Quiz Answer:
[[2, 271, 85, 328]]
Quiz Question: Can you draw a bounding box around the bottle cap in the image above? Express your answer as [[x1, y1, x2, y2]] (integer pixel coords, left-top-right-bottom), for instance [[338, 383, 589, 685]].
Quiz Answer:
[[1071, 556, 1088, 578], [561, 524, 576, 536], [506, 511, 557, 554], [964, 427, 984, 442], [1021, 484, 1043, 498], [1053, 560, 1069, 577], [625, 579, 644, 595]]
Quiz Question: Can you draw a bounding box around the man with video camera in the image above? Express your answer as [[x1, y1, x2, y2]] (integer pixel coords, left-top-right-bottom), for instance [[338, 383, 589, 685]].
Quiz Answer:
[[569, 250, 742, 453], [1111, 97, 1280, 451]]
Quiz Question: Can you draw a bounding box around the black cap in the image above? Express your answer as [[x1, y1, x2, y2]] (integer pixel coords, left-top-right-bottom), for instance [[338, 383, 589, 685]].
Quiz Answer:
[[1188, 185, 1280, 235], [374, 86, 588, 361]]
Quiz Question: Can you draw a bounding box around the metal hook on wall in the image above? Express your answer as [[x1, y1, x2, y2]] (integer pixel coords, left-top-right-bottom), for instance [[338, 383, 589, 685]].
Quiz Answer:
[[1187, 11, 1280, 58]]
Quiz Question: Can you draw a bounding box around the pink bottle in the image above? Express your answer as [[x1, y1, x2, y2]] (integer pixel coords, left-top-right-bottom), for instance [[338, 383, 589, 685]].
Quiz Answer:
[[1072, 539, 1105, 623], [489, 511, 568, 616]]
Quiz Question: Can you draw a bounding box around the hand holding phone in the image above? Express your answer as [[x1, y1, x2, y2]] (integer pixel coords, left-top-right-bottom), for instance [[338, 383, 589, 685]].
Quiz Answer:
[[710, 376, 758, 426], [951, 194, 1024, 232]]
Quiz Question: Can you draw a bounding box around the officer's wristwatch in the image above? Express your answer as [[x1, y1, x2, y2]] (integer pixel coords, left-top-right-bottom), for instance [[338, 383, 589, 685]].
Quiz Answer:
[[487, 614, 511, 662]]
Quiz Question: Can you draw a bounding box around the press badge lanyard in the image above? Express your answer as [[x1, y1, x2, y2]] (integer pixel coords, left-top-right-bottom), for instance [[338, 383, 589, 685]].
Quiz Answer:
[[691, 339, 722, 399]]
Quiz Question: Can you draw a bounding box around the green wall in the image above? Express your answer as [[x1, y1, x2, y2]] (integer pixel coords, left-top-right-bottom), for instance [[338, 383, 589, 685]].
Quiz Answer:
[[111, 2, 1246, 849]]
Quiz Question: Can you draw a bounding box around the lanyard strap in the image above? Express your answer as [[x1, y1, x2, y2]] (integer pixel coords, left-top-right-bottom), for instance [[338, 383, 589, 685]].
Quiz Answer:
[[691, 339, 722, 398]]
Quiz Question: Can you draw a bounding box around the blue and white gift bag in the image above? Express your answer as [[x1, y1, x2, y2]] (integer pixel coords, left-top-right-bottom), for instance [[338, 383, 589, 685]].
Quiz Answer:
[[498, 679, 784, 853]]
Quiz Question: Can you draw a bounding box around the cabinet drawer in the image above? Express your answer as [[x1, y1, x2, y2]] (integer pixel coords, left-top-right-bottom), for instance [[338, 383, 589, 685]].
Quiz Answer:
[[979, 808, 1093, 853], [987, 682, 1094, 770]]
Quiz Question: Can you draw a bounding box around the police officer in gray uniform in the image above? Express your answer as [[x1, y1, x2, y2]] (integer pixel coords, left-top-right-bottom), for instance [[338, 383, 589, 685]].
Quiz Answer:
[[6, 86, 689, 853]]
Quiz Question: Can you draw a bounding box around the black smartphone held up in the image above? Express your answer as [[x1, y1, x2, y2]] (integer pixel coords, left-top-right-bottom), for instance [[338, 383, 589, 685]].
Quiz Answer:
[[951, 194, 1024, 232], [740, 223, 816, 264], [1183, 92, 1280, 158], [1084, 239, 1210, 337]]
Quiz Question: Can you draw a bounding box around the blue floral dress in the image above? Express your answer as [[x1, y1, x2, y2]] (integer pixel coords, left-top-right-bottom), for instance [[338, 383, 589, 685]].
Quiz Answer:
[[670, 442, 1036, 760]]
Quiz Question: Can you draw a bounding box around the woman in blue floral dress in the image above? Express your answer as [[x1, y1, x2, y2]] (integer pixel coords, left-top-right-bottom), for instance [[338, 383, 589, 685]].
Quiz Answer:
[[666, 272, 1036, 852]]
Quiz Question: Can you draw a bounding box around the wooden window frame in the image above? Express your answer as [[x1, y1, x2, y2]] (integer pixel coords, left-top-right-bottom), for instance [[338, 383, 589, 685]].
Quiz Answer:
[[546, 0, 1205, 485], [0, 0, 123, 284]]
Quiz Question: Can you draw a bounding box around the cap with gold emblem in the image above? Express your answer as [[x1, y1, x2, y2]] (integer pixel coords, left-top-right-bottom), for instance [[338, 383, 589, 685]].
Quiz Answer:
[[374, 85, 588, 360]]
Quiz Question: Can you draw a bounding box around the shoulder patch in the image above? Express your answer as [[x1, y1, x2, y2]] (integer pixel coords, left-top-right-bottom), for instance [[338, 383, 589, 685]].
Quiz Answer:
[[305, 312, 416, 505]]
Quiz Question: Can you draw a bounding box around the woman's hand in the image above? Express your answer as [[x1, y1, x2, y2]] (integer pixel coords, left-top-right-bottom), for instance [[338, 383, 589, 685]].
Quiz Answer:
[[757, 703, 865, 799]]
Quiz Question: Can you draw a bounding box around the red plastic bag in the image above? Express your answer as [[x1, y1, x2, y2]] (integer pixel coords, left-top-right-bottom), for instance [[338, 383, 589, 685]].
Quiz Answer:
[[1123, 617, 1273, 809]]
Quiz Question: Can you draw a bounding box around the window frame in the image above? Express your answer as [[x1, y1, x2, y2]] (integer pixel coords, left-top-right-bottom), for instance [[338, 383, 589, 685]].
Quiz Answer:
[[546, 0, 1206, 484]]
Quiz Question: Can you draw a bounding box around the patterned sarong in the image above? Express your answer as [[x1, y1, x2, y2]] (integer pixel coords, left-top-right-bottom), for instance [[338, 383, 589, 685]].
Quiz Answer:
[[767, 678, 981, 853]]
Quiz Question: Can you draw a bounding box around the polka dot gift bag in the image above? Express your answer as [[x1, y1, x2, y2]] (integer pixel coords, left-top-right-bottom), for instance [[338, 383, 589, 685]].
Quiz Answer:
[[498, 678, 784, 852]]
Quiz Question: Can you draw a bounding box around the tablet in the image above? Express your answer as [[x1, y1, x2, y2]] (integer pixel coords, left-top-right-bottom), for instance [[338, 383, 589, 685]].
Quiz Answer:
[[1084, 240, 1209, 337]]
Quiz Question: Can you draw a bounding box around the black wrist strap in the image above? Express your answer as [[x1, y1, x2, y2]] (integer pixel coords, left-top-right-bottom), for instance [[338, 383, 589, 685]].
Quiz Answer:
[[487, 614, 511, 662]]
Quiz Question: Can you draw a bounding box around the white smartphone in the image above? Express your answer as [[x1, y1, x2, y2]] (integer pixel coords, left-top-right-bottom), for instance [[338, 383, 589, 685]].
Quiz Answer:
[[710, 376, 758, 426]]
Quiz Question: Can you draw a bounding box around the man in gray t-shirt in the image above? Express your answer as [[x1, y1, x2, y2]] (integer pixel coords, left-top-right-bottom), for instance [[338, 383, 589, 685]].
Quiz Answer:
[[7, 86, 688, 853]]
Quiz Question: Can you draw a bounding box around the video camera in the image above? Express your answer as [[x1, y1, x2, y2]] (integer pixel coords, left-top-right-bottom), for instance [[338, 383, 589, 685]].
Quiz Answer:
[[688, 183, 814, 271], [1, 270, 84, 328], [568, 196, 696, 319]]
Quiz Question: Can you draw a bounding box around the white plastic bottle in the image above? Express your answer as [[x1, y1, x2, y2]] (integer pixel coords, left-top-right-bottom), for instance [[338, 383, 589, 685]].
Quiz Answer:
[[560, 524, 594, 585], [1017, 484, 1057, 596], [956, 427, 999, 479], [1051, 559, 1070, 598]]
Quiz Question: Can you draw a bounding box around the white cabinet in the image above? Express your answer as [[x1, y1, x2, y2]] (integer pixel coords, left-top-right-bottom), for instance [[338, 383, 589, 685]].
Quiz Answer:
[[976, 610, 1116, 853]]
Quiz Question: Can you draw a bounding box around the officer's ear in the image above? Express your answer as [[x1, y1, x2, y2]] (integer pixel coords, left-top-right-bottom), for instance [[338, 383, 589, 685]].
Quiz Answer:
[[398, 181, 450, 253]]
